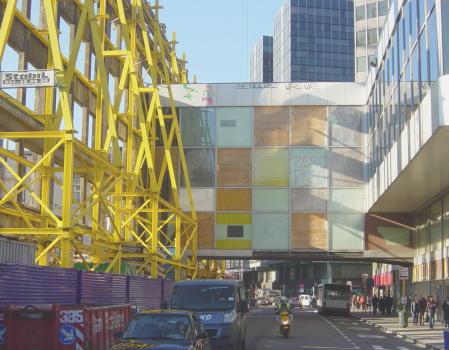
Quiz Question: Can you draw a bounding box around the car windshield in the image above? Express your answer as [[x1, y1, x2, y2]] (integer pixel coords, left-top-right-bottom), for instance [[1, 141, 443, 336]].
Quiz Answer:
[[171, 285, 236, 311], [122, 314, 191, 341]]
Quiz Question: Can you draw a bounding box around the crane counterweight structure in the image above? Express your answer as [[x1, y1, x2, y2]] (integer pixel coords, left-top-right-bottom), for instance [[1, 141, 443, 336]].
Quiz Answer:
[[0, 0, 197, 279]]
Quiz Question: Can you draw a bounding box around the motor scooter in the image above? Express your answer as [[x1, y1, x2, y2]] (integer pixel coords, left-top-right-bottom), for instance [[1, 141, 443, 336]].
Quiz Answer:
[[278, 310, 291, 338]]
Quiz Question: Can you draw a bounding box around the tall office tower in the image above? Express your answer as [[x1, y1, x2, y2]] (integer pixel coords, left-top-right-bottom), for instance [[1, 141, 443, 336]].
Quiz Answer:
[[250, 36, 274, 83], [354, 0, 390, 82], [273, 0, 355, 82]]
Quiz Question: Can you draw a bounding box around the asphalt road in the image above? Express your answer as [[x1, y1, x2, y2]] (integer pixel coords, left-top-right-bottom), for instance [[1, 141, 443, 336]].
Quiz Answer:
[[246, 307, 424, 350]]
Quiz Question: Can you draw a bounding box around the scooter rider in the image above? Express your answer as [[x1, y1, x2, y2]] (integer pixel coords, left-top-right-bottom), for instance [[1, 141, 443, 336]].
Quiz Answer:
[[277, 297, 293, 338], [277, 297, 290, 311], [277, 297, 293, 316]]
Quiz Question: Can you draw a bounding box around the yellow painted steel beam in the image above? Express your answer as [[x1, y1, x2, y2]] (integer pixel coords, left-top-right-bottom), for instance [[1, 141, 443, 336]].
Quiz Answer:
[[0, 0, 197, 280]]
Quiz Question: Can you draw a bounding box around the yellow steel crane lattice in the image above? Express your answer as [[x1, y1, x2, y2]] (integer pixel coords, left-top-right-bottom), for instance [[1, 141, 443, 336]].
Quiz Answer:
[[0, 0, 197, 279]]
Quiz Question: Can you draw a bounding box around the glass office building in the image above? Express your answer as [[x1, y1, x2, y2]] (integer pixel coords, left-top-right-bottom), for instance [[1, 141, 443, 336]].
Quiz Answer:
[[354, 0, 390, 82], [365, 0, 449, 307], [250, 36, 274, 83], [273, 0, 355, 82]]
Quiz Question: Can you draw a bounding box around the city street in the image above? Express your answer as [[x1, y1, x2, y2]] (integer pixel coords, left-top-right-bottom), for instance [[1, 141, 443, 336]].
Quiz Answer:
[[246, 308, 423, 350]]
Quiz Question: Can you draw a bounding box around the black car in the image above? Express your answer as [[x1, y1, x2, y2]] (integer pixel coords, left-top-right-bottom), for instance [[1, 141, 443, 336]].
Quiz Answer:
[[112, 310, 211, 350]]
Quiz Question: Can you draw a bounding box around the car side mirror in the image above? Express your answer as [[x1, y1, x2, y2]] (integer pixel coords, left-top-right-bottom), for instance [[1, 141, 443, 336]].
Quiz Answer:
[[196, 331, 209, 340], [113, 331, 123, 339], [160, 300, 169, 310], [238, 301, 249, 313]]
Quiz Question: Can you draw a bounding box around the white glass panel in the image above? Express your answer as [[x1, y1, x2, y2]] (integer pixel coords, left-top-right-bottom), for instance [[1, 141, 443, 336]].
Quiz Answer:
[[330, 148, 365, 187], [290, 148, 328, 187], [292, 188, 328, 212], [330, 189, 366, 212], [330, 213, 364, 250], [180, 188, 215, 212]]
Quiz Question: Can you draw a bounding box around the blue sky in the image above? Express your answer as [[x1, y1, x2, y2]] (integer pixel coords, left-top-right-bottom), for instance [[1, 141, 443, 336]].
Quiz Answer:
[[160, 0, 284, 83]]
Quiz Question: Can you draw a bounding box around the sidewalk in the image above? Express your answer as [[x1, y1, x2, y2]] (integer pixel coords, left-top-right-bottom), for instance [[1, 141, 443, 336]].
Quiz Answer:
[[352, 311, 446, 349]]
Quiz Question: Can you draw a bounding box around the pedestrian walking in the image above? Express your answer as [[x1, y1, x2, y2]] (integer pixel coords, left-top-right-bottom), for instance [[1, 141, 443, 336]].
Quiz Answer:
[[351, 294, 357, 311], [385, 294, 393, 316], [443, 296, 449, 328], [426, 296, 437, 329], [360, 295, 367, 312], [412, 295, 419, 326], [372, 294, 379, 316], [418, 295, 427, 325], [367, 295, 372, 314], [379, 296, 386, 315]]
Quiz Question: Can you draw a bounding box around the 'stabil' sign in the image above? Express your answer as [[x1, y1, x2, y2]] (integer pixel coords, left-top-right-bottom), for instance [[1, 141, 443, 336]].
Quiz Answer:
[[0, 70, 55, 88]]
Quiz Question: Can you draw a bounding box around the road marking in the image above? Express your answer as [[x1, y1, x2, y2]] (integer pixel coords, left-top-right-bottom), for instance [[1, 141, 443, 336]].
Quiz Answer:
[[347, 327, 372, 331], [300, 347, 357, 349], [358, 334, 386, 339], [319, 315, 359, 349]]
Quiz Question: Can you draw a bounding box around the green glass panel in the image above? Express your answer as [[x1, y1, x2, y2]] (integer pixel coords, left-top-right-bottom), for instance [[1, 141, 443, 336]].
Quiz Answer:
[[180, 107, 216, 146], [253, 213, 289, 250], [253, 148, 289, 187], [181, 149, 215, 187], [253, 189, 289, 211], [377, 227, 410, 246], [217, 107, 252, 147], [329, 213, 364, 250], [330, 189, 366, 212], [290, 147, 328, 187]]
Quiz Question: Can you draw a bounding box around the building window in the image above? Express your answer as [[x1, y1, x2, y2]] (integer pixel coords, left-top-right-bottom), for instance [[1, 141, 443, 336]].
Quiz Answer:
[[367, 3, 377, 18], [367, 28, 377, 45], [356, 5, 365, 21], [378, 0, 388, 16], [357, 56, 367, 72], [356, 30, 366, 46], [227, 225, 244, 238]]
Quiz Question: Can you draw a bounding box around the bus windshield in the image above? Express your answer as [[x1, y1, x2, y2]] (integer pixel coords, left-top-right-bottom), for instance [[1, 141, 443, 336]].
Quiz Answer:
[[323, 285, 350, 300]]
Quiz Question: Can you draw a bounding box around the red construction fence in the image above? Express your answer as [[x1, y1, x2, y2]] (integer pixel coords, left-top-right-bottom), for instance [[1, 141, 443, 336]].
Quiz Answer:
[[0, 304, 131, 350]]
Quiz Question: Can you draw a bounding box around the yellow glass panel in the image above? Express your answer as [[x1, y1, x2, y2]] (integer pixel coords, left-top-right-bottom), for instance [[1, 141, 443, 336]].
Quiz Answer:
[[216, 239, 252, 250], [216, 213, 252, 225], [253, 148, 289, 187]]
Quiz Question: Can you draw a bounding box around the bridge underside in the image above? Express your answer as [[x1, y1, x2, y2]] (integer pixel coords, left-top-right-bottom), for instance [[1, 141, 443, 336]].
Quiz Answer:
[[198, 249, 412, 265]]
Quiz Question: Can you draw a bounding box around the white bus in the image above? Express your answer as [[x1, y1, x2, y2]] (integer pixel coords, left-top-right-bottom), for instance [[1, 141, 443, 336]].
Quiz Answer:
[[316, 284, 351, 315]]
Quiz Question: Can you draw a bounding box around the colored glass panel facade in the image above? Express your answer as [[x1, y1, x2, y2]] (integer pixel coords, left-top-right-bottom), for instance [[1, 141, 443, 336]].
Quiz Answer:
[[253, 213, 289, 250], [253, 189, 289, 212], [177, 102, 366, 252], [253, 148, 289, 187], [180, 107, 216, 146], [216, 107, 252, 147]]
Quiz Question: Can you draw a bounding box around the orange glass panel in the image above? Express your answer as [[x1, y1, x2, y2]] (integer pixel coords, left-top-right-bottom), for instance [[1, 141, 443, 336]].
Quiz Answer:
[[216, 189, 252, 211]]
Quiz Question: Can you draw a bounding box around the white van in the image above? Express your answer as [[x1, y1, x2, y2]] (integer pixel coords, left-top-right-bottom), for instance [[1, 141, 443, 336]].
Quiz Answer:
[[299, 294, 311, 308]]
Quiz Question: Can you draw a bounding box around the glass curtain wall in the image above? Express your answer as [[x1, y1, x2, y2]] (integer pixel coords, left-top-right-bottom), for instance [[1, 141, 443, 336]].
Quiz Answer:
[[367, 0, 439, 177]]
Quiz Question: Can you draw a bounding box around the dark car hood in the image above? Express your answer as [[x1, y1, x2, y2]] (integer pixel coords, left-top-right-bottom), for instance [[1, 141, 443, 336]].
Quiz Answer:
[[112, 340, 192, 350]]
